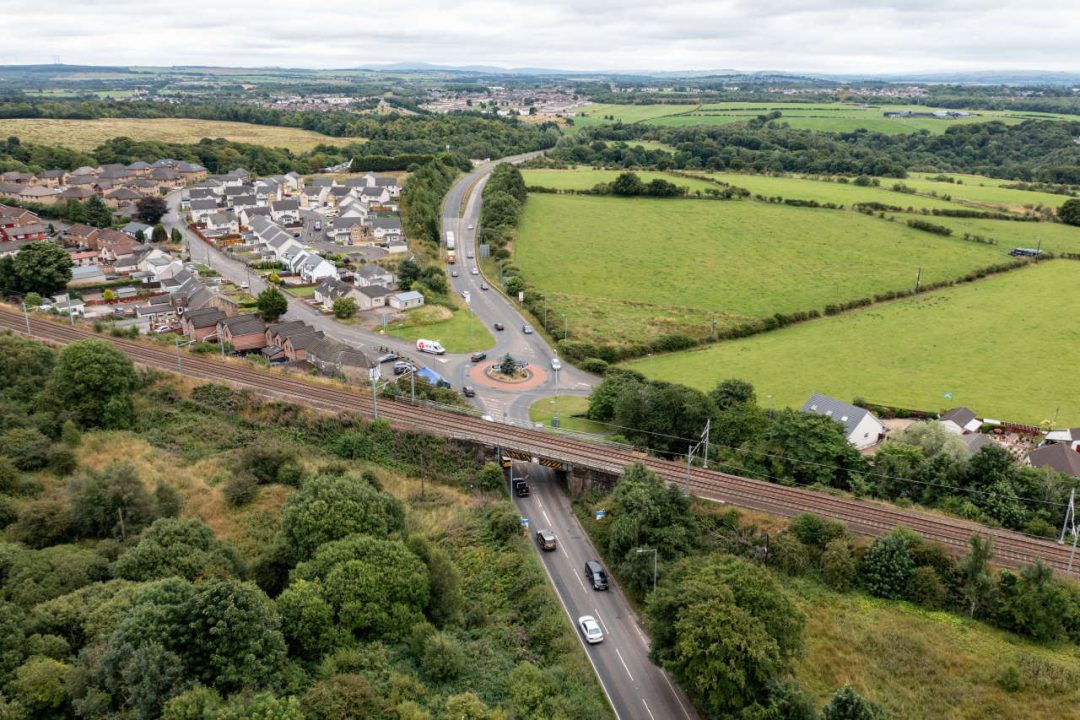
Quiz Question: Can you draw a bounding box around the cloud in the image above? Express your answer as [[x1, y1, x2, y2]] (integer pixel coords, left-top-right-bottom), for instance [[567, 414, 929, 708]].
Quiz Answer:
[[0, 0, 1077, 73]]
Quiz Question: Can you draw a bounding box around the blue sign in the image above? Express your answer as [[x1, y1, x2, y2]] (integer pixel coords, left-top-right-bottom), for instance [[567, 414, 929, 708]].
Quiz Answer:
[[520, 517, 529, 528], [595, 510, 607, 520]]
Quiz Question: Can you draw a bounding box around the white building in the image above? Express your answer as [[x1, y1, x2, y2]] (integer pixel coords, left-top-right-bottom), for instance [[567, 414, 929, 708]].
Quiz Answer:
[[800, 393, 885, 450]]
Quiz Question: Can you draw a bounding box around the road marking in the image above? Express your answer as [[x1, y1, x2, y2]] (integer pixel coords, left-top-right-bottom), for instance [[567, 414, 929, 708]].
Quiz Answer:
[[642, 698, 656, 720], [615, 648, 635, 682], [634, 624, 649, 645], [542, 509, 552, 525], [573, 568, 587, 592], [661, 671, 694, 720], [595, 610, 611, 637]]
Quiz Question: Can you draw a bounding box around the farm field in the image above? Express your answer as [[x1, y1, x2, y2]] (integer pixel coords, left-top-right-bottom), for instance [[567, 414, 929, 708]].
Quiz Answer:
[[515, 193, 1004, 347], [927, 215, 1080, 254], [0, 118, 356, 152], [575, 102, 1071, 135], [881, 174, 1076, 211], [625, 261, 1080, 424], [521, 168, 719, 194]]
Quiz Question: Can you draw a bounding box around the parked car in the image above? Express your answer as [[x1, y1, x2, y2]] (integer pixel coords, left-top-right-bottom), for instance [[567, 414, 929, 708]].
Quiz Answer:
[[584, 560, 608, 590], [522, 324, 533, 334], [153, 324, 173, 334], [578, 616, 603, 644], [378, 352, 400, 364], [536, 529, 557, 551], [550, 357, 561, 371], [462, 385, 476, 398], [494, 322, 505, 331], [470, 351, 487, 362], [393, 361, 414, 375], [240, 282, 249, 290]]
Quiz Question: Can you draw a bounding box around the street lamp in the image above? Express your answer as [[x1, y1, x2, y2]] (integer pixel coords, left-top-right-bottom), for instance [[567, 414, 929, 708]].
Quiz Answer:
[[637, 547, 658, 593]]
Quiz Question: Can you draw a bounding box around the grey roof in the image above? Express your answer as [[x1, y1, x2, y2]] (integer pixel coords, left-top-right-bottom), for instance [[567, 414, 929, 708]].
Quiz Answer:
[[361, 186, 386, 197], [127, 161, 152, 170], [272, 199, 299, 211], [800, 393, 876, 439], [230, 195, 257, 207], [962, 434, 994, 456], [185, 307, 227, 328], [1029, 443, 1080, 478], [308, 178, 335, 187], [266, 320, 309, 339], [358, 284, 394, 298], [370, 217, 402, 230], [356, 264, 393, 279], [190, 198, 219, 211], [286, 330, 325, 351], [221, 314, 266, 336], [373, 176, 399, 187], [122, 222, 152, 236], [307, 337, 371, 369], [940, 407, 977, 427], [206, 211, 235, 226]]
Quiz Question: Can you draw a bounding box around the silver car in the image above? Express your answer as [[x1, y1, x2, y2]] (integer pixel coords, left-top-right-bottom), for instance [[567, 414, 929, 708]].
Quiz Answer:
[[578, 615, 603, 644]]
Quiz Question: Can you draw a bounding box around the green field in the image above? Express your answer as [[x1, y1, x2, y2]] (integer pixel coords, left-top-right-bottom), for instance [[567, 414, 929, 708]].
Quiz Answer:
[[515, 193, 1004, 347], [521, 168, 719, 194], [625, 261, 1080, 424], [0, 118, 356, 152], [574, 102, 1071, 135], [529, 395, 607, 434], [883, 174, 1076, 211], [388, 305, 494, 354]]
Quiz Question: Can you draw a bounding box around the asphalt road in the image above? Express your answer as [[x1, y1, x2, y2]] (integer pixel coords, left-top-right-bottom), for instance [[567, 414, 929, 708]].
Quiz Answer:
[[512, 463, 698, 720]]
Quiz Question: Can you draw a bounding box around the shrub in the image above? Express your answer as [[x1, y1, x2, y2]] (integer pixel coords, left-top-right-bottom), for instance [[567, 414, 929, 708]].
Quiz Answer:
[[476, 462, 504, 492], [578, 357, 609, 374], [421, 632, 466, 681], [999, 665, 1023, 692], [486, 503, 522, 544], [822, 539, 856, 593], [770, 533, 811, 576], [790, 513, 846, 549], [860, 529, 916, 600], [910, 566, 948, 609], [223, 473, 259, 508]]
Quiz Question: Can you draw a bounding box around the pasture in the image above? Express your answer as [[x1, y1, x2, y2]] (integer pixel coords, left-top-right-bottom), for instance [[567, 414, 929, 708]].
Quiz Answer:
[[514, 193, 1004, 347], [574, 102, 1071, 135], [625, 261, 1080, 425], [0, 118, 356, 152], [521, 168, 719, 194]]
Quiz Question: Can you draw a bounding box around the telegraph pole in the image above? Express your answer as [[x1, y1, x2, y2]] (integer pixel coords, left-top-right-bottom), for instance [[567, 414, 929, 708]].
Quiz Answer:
[[21, 302, 30, 335], [1060, 489, 1078, 576]]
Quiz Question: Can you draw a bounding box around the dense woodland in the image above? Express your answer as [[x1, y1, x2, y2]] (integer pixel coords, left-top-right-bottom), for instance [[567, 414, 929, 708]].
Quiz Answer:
[[0, 334, 609, 720]]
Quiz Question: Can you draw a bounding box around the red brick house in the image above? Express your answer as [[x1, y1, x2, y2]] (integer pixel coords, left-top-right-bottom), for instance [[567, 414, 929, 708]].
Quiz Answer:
[[181, 307, 227, 341], [218, 314, 267, 352]]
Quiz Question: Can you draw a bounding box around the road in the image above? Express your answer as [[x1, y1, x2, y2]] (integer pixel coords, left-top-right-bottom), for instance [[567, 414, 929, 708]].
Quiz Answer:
[[512, 463, 698, 720], [439, 154, 598, 423]]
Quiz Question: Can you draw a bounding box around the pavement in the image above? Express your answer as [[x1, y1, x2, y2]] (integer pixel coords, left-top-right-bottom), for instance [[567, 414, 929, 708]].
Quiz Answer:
[[512, 463, 699, 720]]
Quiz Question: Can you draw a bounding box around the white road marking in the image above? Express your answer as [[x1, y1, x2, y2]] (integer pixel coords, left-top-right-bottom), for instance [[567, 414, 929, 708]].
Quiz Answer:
[[542, 509, 552, 525], [615, 648, 635, 682], [642, 698, 656, 720], [573, 568, 587, 592], [662, 671, 694, 720], [595, 611, 611, 637], [634, 624, 649, 645]]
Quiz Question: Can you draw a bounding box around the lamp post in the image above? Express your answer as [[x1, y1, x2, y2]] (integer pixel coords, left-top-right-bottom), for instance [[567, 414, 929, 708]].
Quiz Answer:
[[637, 547, 658, 593]]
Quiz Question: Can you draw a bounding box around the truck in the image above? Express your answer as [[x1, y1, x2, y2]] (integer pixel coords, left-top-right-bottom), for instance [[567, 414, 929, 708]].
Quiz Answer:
[[416, 339, 446, 355], [445, 231, 456, 250], [447, 250, 456, 264]]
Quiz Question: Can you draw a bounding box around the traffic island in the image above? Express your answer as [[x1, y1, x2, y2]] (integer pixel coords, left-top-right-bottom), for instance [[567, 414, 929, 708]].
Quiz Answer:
[[469, 358, 549, 391]]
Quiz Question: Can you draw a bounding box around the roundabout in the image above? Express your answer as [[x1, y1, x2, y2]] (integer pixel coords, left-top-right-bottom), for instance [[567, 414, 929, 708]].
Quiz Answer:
[[468, 359, 550, 391]]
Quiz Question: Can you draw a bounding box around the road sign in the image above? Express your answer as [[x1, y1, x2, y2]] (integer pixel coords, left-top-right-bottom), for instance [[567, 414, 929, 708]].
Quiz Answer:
[[368, 366, 381, 382], [595, 510, 607, 520], [520, 517, 529, 529]]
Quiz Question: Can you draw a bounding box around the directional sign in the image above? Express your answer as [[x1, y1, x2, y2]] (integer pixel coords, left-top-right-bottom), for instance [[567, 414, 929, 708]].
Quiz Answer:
[[595, 510, 607, 521], [520, 517, 529, 529]]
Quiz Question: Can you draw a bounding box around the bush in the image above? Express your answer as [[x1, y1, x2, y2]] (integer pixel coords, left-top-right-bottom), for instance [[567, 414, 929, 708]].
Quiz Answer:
[[578, 357, 609, 374], [476, 463, 504, 492], [770, 533, 811, 576], [790, 513, 847, 549], [421, 632, 466, 681], [860, 529, 916, 600], [822, 539, 856, 592], [236, 444, 300, 486], [999, 665, 1023, 692], [223, 473, 259, 508], [486, 503, 522, 544], [910, 566, 948, 609]]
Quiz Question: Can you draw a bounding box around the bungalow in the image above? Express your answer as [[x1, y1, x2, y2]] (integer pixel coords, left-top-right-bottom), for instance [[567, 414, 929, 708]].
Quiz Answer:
[[282, 329, 325, 361], [306, 337, 371, 383], [68, 250, 98, 267], [1041, 428, 1080, 453], [218, 314, 267, 352], [136, 301, 178, 325], [355, 285, 394, 311], [385, 238, 408, 254], [354, 264, 396, 288], [388, 290, 425, 311], [182, 307, 228, 341], [121, 221, 154, 240], [46, 293, 85, 316], [189, 198, 220, 224], [800, 393, 885, 450], [938, 407, 982, 435], [270, 199, 301, 225], [1028, 443, 1080, 479]]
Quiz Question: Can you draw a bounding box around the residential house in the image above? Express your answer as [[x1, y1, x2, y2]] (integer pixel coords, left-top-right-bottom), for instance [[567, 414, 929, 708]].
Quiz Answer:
[[962, 434, 995, 456], [45, 293, 85, 316], [239, 206, 272, 228], [264, 320, 310, 349], [0, 171, 34, 184], [1028, 443, 1080, 479], [57, 187, 96, 202], [313, 277, 363, 311], [354, 264, 396, 288], [370, 216, 403, 240], [1041, 428, 1080, 453], [306, 337, 371, 383], [136, 301, 178, 325], [0, 183, 24, 198], [177, 163, 208, 182], [182, 307, 228, 341], [121, 221, 154, 240], [189, 198, 220, 224], [291, 250, 337, 283], [18, 185, 60, 204], [203, 211, 239, 238], [938, 407, 982, 435], [800, 393, 886, 450], [68, 249, 99, 267], [1, 223, 49, 244], [69, 265, 108, 285], [360, 186, 391, 206], [230, 195, 259, 214], [282, 329, 325, 361], [65, 223, 100, 247], [283, 172, 303, 193], [270, 199, 301, 225], [388, 290, 425, 310], [330, 216, 370, 244], [218, 314, 267, 352], [385, 238, 408, 254], [355, 285, 394, 311], [299, 186, 328, 210], [149, 168, 184, 190], [35, 169, 67, 187]]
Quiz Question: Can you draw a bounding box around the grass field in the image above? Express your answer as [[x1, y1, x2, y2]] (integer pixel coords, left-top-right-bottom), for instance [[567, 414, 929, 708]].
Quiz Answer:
[[521, 168, 720, 194], [0, 118, 356, 152], [882, 174, 1076, 212], [515, 193, 1003, 347], [388, 304, 494, 354], [574, 102, 1071, 135], [788, 576, 1080, 720], [625, 262, 1080, 424], [529, 395, 607, 434]]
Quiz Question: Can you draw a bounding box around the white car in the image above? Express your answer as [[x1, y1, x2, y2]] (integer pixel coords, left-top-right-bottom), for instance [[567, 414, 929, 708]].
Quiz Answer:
[[578, 615, 603, 644], [471, 267, 479, 275], [550, 358, 561, 371], [466, 250, 474, 259], [467, 224, 475, 230], [153, 324, 173, 334], [461, 290, 471, 302]]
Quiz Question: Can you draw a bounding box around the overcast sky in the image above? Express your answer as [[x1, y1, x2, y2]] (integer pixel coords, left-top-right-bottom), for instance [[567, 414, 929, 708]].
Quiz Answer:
[[1, 0, 1078, 74]]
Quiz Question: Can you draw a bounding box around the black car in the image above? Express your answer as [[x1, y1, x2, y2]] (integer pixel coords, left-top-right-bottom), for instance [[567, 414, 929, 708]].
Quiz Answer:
[[536, 529, 557, 551], [393, 361, 413, 375], [513, 478, 530, 497], [584, 560, 608, 590], [462, 385, 476, 398], [378, 352, 400, 364], [470, 351, 487, 362], [493, 322, 505, 331]]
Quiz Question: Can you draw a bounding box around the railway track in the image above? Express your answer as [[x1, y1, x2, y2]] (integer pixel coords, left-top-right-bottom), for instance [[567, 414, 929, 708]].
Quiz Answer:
[[3, 307, 1074, 575]]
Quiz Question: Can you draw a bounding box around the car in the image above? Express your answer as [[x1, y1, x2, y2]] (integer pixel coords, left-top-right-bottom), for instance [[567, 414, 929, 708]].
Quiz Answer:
[[536, 529, 557, 551], [467, 224, 475, 230], [462, 385, 476, 398], [522, 324, 533, 334], [393, 361, 413, 375], [461, 290, 471, 301], [471, 267, 479, 275], [313, 221, 322, 231], [451, 270, 459, 277], [153, 324, 173, 334], [240, 281, 249, 290], [377, 352, 400, 364], [480, 282, 489, 291], [550, 357, 561, 371], [584, 560, 608, 591], [578, 616, 603, 644], [466, 250, 474, 259], [493, 322, 505, 331], [470, 351, 487, 362]]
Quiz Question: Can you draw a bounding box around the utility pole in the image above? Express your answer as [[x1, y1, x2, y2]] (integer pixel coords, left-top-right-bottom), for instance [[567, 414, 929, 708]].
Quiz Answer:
[[702, 418, 710, 470], [175, 338, 194, 373], [1060, 489, 1078, 576], [21, 302, 30, 335], [685, 445, 692, 497], [410, 365, 415, 403], [369, 366, 380, 420]]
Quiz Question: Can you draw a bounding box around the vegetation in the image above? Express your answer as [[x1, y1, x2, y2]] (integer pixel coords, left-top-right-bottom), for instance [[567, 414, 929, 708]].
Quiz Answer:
[[0, 242, 72, 296], [255, 288, 287, 321]]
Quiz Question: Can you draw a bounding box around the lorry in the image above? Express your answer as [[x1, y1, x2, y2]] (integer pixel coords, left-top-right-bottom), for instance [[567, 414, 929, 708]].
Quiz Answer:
[[445, 231, 456, 250], [416, 338, 446, 355], [447, 250, 456, 264]]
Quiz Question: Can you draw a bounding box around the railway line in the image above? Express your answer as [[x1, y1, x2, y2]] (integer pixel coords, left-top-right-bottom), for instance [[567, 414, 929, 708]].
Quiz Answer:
[[3, 306, 1074, 575]]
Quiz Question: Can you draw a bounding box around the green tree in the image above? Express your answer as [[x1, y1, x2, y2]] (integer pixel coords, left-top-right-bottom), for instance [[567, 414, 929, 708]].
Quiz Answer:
[[84, 196, 112, 227], [476, 462, 504, 491], [332, 296, 357, 320], [499, 354, 517, 376], [9, 656, 71, 715], [587, 369, 644, 421], [170, 227, 183, 244], [9, 242, 72, 295], [708, 378, 756, 410], [822, 538, 857, 592], [275, 579, 340, 661], [22, 292, 42, 307], [751, 409, 866, 489], [407, 534, 464, 627], [135, 196, 168, 225], [859, 528, 917, 600], [255, 287, 287, 321], [114, 518, 244, 581], [218, 693, 303, 720], [610, 171, 646, 196], [281, 474, 406, 560], [994, 560, 1072, 642], [151, 224, 168, 243], [302, 674, 391, 720], [1060, 198, 1080, 227], [822, 685, 892, 720], [890, 421, 968, 462], [444, 692, 492, 720], [959, 535, 995, 618], [43, 340, 137, 428], [421, 632, 466, 681], [160, 686, 222, 720], [67, 461, 157, 539]]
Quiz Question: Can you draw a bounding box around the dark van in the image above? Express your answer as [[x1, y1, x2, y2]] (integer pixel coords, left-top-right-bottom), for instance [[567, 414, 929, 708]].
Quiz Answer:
[[584, 560, 608, 590]]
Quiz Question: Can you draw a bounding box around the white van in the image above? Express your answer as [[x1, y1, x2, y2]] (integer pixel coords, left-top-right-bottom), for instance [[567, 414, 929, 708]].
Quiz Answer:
[[416, 339, 445, 355]]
